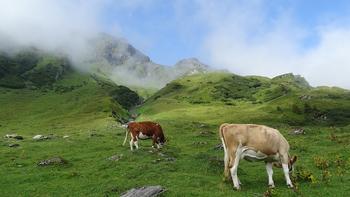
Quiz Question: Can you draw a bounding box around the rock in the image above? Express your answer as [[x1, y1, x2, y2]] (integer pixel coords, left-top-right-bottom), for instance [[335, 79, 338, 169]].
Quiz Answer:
[[38, 157, 67, 166], [158, 153, 166, 157], [131, 113, 139, 119], [14, 136, 24, 140], [5, 134, 16, 138], [121, 185, 165, 197], [33, 135, 51, 141], [299, 95, 312, 100], [289, 129, 306, 135], [8, 143, 20, 147], [152, 158, 162, 164], [107, 154, 123, 161], [192, 141, 208, 145], [165, 157, 176, 162], [213, 143, 224, 150], [199, 124, 208, 128], [90, 133, 104, 137], [198, 130, 214, 136], [4, 134, 23, 140]]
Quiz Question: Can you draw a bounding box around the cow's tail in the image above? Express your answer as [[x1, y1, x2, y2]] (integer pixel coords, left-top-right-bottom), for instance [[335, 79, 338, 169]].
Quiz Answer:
[[122, 124, 129, 146], [219, 123, 230, 180]]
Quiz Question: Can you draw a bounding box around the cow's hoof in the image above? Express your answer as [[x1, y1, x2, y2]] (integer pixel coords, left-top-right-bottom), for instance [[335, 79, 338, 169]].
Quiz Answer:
[[233, 186, 241, 191], [287, 184, 294, 189], [268, 184, 275, 189]]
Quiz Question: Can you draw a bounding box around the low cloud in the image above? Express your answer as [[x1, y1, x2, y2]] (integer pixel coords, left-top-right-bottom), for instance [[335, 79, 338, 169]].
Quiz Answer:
[[0, 0, 148, 67]]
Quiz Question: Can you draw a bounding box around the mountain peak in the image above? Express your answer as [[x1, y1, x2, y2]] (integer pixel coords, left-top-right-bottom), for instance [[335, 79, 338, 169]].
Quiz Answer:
[[175, 57, 208, 67], [174, 58, 209, 75], [90, 33, 151, 66], [272, 73, 311, 88]]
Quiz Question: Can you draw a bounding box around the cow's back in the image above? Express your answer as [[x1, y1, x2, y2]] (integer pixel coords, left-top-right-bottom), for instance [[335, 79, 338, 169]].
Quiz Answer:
[[221, 124, 289, 155]]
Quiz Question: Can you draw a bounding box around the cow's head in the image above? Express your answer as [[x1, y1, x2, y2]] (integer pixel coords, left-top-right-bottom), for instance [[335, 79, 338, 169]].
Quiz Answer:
[[288, 155, 297, 173], [157, 136, 166, 148], [272, 155, 297, 173]]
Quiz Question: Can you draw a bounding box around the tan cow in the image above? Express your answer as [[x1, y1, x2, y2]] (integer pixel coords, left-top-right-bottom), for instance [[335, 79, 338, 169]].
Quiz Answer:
[[219, 123, 297, 190]]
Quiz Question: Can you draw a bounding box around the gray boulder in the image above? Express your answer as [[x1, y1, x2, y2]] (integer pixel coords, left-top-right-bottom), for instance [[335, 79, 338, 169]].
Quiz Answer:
[[33, 135, 51, 141], [38, 157, 67, 166], [4, 134, 23, 140], [121, 185, 165, 197]]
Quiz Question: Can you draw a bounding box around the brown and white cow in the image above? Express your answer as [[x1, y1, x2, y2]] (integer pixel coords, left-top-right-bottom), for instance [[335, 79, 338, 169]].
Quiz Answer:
[[219, 123, 297, 190], [123, 121, 166, 150]]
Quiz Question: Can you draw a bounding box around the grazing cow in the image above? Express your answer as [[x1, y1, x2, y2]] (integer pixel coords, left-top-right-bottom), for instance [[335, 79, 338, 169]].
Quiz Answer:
[[219, 123, 297, 190], [123, 121, 166, 150]]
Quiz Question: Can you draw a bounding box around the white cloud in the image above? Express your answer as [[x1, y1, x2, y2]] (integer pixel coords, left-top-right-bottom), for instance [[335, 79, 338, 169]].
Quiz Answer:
[[0, 0, 107, 68], [1, 0, 349, 89], [192, 0, 350, 89], [301, 28, 350, 88]]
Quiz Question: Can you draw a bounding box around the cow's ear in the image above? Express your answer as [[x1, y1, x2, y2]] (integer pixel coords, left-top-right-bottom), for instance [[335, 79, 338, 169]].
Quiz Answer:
[[291, 155, 297, 164]]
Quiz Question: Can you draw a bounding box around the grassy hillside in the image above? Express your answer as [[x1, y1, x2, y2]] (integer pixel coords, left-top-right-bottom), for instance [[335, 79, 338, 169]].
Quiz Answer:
[[1, 63, 349, 196], [144, 72, 350, 126], [135, 72, 350, 196]]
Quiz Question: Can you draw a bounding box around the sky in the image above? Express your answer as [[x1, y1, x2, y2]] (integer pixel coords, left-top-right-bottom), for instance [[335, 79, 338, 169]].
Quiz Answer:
[[0, 0, 350, 89]]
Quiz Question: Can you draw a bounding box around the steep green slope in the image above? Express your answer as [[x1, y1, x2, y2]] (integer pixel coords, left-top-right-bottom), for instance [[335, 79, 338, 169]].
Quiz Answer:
[[0, 49, 142, 129], [0, 49, 71, 89]]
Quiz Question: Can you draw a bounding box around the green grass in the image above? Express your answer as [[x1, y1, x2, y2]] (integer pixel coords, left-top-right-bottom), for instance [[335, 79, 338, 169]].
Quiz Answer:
[[1, 71, 350, 196]]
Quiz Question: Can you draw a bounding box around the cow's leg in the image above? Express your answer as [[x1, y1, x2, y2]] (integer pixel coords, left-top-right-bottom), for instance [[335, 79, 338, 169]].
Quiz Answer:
[[129, 139, 134, 151], [265, 162, 275, 188], [281, 154, 293, 188], [129, 133, 135, 150], [134, 140, 139, 149], [152, 135, 157, 149], [221, 137, 231, 180], [230, 153, 241, 190], [123, 130, 129, 146], [133, 136, 139, 150], [282, 163, 293, 188]]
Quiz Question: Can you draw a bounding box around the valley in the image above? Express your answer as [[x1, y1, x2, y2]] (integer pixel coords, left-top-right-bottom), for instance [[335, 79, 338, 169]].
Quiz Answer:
[[0, 41, 350, 197]]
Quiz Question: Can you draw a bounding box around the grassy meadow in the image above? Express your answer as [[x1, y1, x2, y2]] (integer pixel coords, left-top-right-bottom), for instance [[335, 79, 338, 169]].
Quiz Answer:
[[1, 71, 350, 196]]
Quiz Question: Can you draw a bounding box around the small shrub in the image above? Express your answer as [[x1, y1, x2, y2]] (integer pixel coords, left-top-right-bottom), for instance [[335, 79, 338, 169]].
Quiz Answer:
[[263, 188, 277, 197], [295, 166, 317, 184], [334, 155, 346, 167], [276, 106, 282, 112], [292, 104, 302, 114], [321, 170, 331, 183], [313, 156, 330, 170]]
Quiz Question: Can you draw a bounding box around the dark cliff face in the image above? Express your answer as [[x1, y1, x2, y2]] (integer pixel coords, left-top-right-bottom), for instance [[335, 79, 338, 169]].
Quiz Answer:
[[0, 49, 70, 88]]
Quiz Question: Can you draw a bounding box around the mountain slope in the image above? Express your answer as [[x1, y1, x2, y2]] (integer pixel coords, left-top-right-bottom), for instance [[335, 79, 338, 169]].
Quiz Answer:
[[0, 49, 142, 128], [141, 72, 350, 126]]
